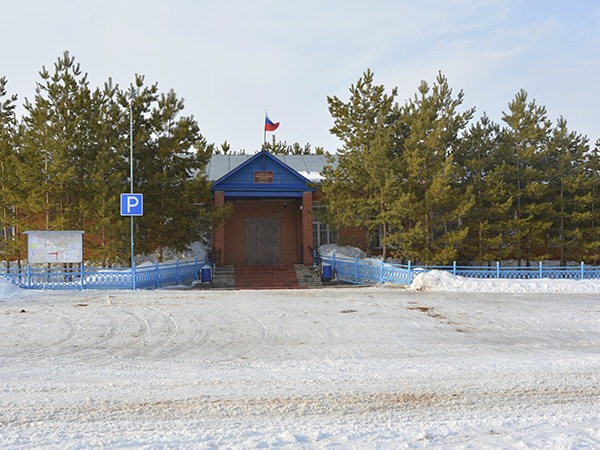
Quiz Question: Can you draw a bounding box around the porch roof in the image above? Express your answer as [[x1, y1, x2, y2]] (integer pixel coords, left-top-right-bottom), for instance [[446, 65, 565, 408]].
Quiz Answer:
[[210, 151, 326, 198]]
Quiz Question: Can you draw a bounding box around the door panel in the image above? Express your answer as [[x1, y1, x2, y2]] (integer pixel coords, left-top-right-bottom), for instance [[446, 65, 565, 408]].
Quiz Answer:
[[246, 218, 280, 265]]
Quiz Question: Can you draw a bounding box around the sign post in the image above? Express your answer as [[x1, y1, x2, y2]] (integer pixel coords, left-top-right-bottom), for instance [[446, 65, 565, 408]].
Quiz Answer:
[[125, 90, 138, 288], [121, 193, 142, 290]]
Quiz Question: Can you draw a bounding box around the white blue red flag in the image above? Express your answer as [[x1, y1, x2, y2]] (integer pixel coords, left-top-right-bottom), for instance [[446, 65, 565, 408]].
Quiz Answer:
[[264, 114, 280, 132]]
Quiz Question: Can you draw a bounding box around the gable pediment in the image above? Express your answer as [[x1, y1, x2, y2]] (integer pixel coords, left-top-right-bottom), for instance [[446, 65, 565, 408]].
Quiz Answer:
[[211, 150, 315, 198]]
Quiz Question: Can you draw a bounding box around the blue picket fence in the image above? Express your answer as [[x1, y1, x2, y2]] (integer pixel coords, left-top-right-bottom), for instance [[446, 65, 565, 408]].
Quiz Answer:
[[0, 258, 211, 290], [320, 254, 600, 286]]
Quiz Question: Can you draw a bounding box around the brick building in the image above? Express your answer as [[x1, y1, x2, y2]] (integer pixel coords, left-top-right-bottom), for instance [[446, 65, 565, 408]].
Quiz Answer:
[[209, 150, 333, 267]]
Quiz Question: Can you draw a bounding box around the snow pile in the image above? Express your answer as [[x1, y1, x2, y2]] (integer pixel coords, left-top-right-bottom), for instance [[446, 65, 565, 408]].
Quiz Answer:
[[0, 278, 31, 299], [318, 244, 366, 260], [135, 240, 209, 266], [411, 269, 600, 293]]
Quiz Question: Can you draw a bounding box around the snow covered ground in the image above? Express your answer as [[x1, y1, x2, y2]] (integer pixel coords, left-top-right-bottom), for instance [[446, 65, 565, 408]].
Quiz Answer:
[[0, 275, 599, 449]]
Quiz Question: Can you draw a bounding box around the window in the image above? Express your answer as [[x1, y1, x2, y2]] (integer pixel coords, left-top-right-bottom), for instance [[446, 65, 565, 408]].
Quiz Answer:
[[312, 207, 338, 248]]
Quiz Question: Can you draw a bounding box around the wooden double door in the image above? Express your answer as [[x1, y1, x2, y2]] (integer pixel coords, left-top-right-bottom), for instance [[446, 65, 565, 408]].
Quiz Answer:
[[246, 217, 280, 265]]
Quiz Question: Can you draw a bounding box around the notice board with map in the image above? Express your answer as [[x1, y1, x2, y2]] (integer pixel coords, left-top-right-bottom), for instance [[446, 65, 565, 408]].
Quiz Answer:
[[24, 231, 84, 264]]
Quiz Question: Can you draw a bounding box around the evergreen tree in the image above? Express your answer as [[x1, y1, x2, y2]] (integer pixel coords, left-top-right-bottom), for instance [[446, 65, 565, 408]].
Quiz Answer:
[[391, 73, 474, 264], [261, 137, 325, 155], [584, 139, 600, 264], [321, 69, 401, 258], [21, 51, 94, 232], [76, 80, 129, 266], [546, 118, 590, 265], [0, 77, 22, 267], [456, 114, 512, 263], [127, 78, 229, 262], [500, 90, 552, 266]]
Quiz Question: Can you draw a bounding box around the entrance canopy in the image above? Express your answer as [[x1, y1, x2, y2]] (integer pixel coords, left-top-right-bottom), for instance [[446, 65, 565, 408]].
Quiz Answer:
[[210, 150, 316, 198]]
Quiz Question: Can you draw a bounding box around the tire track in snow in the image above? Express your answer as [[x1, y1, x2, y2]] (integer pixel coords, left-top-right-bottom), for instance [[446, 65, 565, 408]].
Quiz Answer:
[[0, 302, 267, 364]]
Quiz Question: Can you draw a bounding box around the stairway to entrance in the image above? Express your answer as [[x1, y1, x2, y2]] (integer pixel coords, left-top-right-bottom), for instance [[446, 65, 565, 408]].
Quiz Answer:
[[234, 265, 302, 290]]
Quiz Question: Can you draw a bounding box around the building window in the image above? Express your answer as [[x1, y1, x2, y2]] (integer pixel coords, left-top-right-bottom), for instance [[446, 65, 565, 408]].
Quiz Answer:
[[312, 208, 338, 249]]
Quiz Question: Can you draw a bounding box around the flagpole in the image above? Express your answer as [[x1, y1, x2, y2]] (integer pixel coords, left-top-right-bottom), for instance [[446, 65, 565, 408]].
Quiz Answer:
[[263, 109, 267, 146]]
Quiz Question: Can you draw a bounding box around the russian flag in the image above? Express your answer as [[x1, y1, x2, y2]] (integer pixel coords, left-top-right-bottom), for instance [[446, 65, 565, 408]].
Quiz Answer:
[[265, 114, 280, 132]]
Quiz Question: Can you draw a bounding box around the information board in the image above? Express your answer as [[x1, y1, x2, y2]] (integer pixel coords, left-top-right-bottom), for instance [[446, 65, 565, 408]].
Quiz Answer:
[[24, 231, 84, 264]]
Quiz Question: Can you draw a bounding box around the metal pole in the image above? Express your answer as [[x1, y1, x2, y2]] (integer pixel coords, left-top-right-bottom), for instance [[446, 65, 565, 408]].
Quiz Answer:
[[129, 92, 136, 287]]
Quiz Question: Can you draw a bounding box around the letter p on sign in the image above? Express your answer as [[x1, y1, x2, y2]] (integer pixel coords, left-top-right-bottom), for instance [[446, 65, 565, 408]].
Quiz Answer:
[[121, 194, 143, 216]]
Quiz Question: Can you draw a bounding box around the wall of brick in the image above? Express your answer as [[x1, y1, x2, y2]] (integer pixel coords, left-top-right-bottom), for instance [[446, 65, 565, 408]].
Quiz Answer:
[[302, 192, 314, 265], [213, 191, 226, 265], [223, 199, 303, 266]]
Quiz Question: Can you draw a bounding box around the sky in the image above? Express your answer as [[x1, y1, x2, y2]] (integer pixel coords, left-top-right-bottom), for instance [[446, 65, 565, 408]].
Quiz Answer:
[[2, 0, 599, 154]]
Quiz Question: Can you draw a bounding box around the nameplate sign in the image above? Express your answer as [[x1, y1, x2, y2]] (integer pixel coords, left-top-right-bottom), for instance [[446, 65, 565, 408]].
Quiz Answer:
[[254, 171, 274, 184]]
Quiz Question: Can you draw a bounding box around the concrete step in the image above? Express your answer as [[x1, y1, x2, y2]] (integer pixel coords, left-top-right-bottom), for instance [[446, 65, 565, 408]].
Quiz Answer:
[[294, 264, 323, 288], [235, 265, 302, 290]]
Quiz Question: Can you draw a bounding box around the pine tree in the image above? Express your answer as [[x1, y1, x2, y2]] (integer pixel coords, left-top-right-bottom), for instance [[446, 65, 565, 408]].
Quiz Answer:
[[0, 77, 22, 267], [545, 118, 590, 265], [584, 140, 600, 264], [261, 137, 325, 155], [456, 114, 512, 263], [500, 90, 552, 266], [76, 80, 129, 266], [127, 78, 228, 262], [22, 51, 94, 232], [392, 73, 474, 265], [321, 69, 401, 258]]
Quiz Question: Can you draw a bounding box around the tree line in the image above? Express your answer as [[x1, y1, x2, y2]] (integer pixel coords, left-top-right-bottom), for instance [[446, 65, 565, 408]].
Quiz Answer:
[[319, 70, 600, 266], [0, 52, 230, 267], [3, 55, 599, 268]]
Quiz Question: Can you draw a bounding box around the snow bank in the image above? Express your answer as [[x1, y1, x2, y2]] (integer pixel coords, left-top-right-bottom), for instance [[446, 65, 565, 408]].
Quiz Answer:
[[0, 278, 29, 299], [135, 240, 208, 266], [411, 269, 600, 293], [318, 244, 366, 260]]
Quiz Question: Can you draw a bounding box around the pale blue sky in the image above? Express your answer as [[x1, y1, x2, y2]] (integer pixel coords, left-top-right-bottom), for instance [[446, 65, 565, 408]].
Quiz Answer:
[[2, 1, 599, 153]]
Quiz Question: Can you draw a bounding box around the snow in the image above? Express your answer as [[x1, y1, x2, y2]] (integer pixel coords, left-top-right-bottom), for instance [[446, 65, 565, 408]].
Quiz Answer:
[[134, 240, 209, 266], [1, 272, 599, 449], [318, 244, 366, 260], [412, 269, 600, 293], [297, 171, 325, 182]]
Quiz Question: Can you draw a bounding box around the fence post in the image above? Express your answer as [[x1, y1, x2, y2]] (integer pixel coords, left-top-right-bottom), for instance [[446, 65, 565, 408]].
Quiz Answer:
[[496, 261, 500, 279], [453, 261, 456, 276], [176, 259, 180, 285], [581, 261, 584, 280], [380, 259, 384, 285], [355, 256, 359, 283], [539, 261, 543, 279], [80, 263, 84, 290], [195, 257, 199, 280], [156, 261, 160, 289], [333, 253, 336, 272], [132, 262, 136, 290], [27, 264, 31, 289], [408, 260, 412, 284]]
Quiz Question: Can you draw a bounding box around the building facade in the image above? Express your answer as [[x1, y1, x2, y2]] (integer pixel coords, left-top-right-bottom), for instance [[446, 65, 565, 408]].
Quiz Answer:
[[210, 151, 324, 266]]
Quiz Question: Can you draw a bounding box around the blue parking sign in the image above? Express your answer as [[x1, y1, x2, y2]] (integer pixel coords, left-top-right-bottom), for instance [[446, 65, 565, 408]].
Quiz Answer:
[[121, 194, 143, 216]]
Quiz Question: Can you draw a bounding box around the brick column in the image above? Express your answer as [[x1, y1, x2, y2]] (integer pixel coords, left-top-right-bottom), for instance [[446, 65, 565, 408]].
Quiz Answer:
[[302, 191, 314, 265], [213, 191, 226, 266]]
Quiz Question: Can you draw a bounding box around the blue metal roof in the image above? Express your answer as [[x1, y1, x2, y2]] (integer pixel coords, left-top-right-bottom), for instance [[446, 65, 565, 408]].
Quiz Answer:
[[206, 153, 336, 182], [211, 151, 324, 198]]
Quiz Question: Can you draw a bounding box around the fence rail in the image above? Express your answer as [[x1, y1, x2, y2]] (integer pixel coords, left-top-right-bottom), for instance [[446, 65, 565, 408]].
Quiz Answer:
[[0, 258, 211, 290], [320, 254, 600, 286]]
